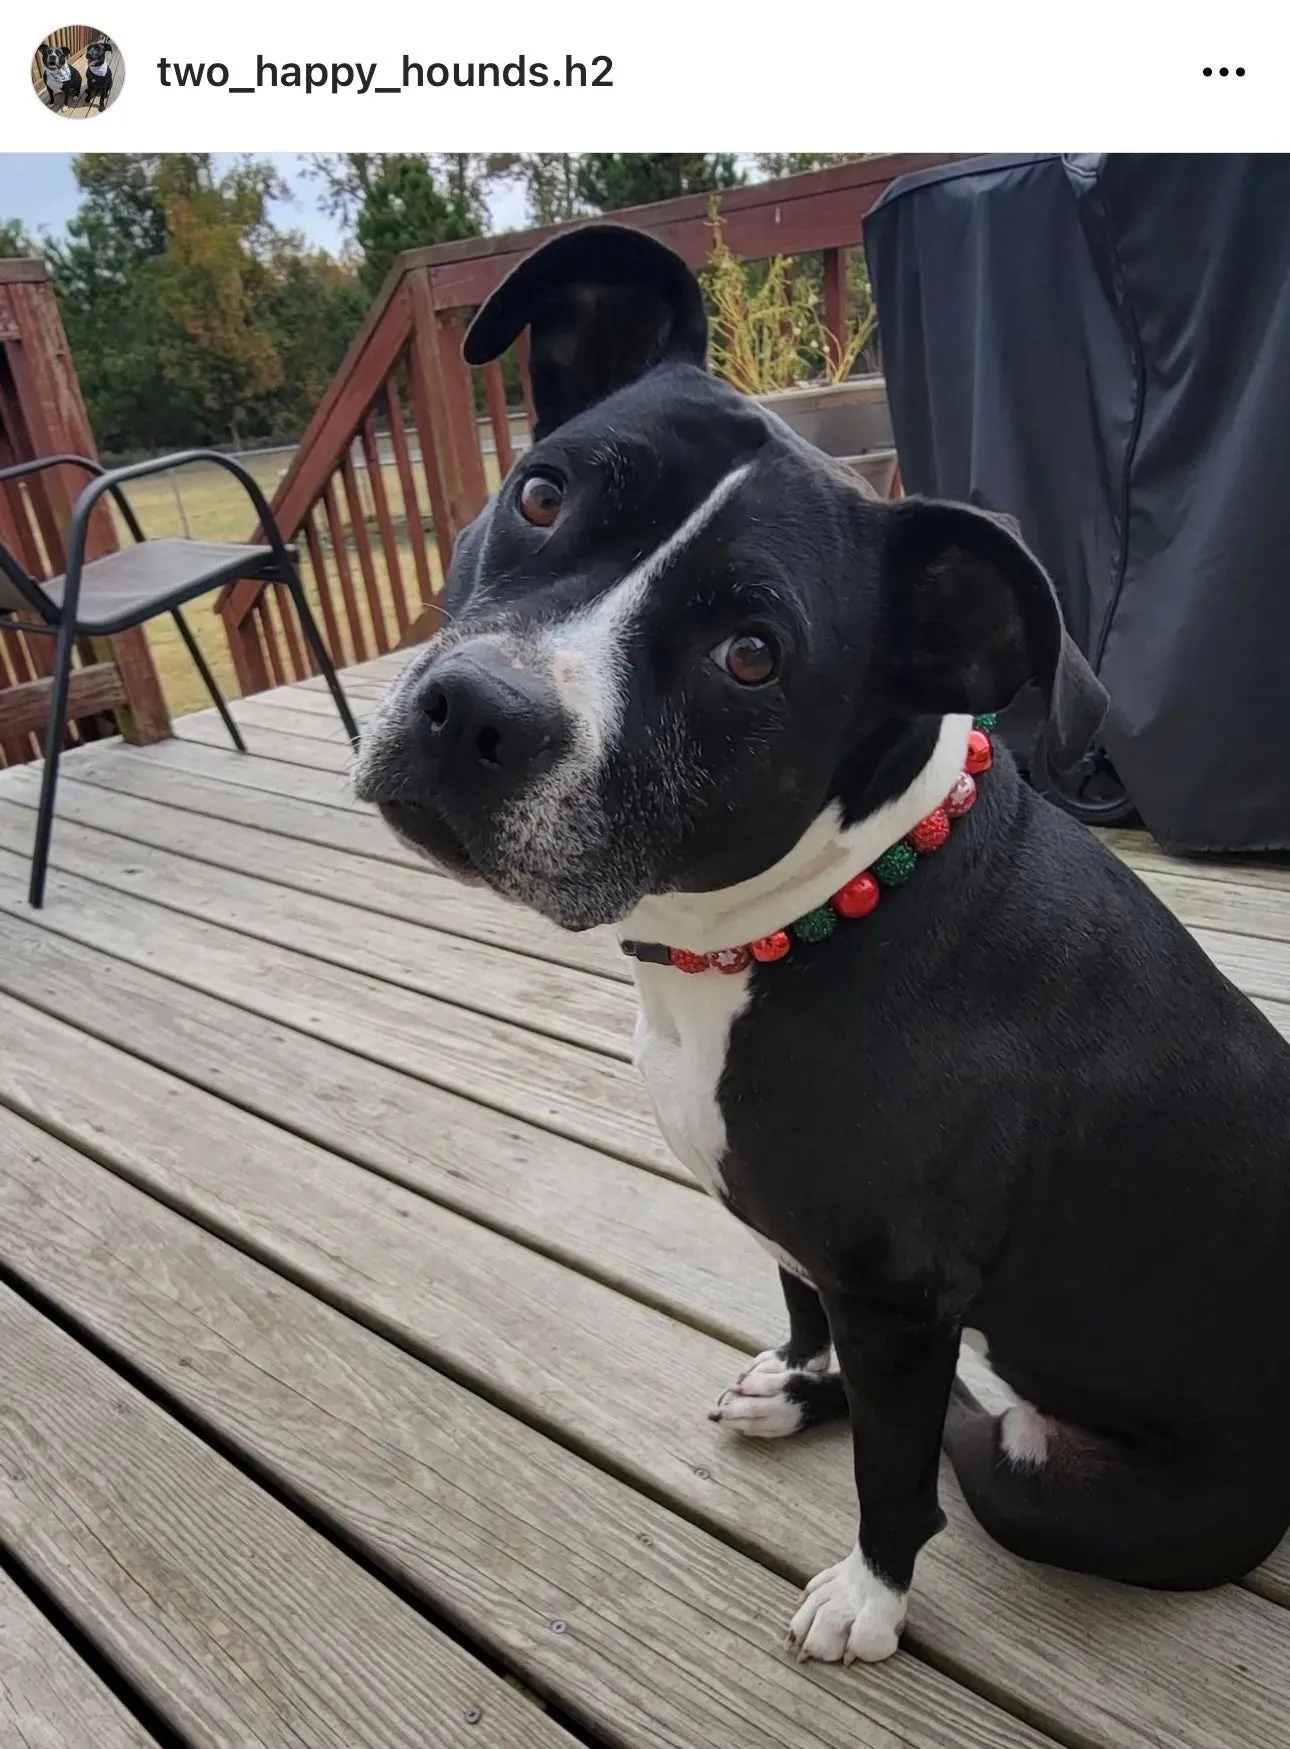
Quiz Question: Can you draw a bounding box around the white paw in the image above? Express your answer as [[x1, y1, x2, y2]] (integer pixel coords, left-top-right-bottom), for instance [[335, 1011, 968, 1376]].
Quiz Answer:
[[786, 1545, 907, 1665], [708, 1347, 829, 1439]]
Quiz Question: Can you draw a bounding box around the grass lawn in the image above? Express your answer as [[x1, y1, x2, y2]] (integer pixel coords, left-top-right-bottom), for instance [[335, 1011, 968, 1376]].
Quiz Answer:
[[112, 448, 501, 718]]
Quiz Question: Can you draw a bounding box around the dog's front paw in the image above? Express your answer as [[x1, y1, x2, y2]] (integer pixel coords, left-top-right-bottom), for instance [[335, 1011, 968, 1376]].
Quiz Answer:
[[708, 1347, 831, 1439], [786, 1546, 906, 1665]]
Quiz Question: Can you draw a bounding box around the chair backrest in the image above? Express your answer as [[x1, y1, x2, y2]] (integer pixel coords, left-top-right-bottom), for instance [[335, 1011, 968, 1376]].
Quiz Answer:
[[0, 538, 53, 619]]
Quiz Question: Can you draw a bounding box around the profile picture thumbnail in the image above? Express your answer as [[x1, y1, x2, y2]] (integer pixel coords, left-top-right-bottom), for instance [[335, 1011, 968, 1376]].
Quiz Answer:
[[32, 25, 123, 117]]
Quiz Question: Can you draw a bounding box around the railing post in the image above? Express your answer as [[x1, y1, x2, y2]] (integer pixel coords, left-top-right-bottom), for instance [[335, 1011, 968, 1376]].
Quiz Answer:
[[408, 269, 489, 544], [1, 266, 172, 746], [223, 599, 272, 696], [93, 629, 172, 743], [401, 270, 490, 648]]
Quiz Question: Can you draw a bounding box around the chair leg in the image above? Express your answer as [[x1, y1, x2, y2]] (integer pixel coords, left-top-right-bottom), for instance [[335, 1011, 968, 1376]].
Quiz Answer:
[[172, 608, 246, 753], [280, 576, 359, 746], [28, 618, 78, 909]]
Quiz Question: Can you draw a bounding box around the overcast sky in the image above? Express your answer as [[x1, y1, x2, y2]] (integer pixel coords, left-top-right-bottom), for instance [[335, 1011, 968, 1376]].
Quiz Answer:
[[0, 152, 531, 248]]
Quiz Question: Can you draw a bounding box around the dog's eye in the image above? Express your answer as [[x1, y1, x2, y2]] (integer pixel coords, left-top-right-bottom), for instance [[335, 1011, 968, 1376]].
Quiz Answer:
[[518, 474, 564, 528], [712, 632, 778, 686]]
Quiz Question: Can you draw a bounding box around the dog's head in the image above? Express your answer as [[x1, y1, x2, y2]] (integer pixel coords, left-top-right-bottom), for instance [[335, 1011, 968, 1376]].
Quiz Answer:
[[85, 39, 111, 67], [354, 224, 1107, 932], [39, 43, 68, 69]]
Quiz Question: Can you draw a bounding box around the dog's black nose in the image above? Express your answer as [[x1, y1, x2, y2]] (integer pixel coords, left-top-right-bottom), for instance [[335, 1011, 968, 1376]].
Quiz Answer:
[[415, 645, 564, 806]]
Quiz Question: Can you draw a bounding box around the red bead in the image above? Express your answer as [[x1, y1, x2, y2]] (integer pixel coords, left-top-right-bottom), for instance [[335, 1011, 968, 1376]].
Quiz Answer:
[[965, 729, 993, 775], [750, 930, 792, 962], [708, 945, 752, 974], [669, 947, 708, 974], [944, 771, 977, 818], [908, 808, 951, 854], [832, 872, 881, 918]]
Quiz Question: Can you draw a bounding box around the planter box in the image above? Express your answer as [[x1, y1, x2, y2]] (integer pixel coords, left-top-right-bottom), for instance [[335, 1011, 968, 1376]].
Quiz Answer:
[[756, 375, 898, 496]]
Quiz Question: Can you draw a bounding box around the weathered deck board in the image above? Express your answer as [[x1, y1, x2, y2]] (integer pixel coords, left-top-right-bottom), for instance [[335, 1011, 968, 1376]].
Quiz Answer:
[[1099, 827, 1290, 896], [244, 684, 382, 718], [1188, 923, 1290, 1005], [217, 696, 364, 746], [71, 731, 377, 814], [1, 758, 628, 982], [0, 794, 634, 1058], [0, 1285, 576, 1749], [173, 713, 363, 772], [1131, 868, 1290, 944], [0, 846, 673, 1174], [0, 1111, 1059, 1749], [0, 1567, 155, 1749], [65, 735, 432, 864], [1, 985, 1287, 1749], [0, 908, 773, 1346]]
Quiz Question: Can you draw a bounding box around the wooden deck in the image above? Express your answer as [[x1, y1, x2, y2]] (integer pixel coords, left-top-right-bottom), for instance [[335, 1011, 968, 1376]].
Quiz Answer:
[[1, 655, 1289, 1749]]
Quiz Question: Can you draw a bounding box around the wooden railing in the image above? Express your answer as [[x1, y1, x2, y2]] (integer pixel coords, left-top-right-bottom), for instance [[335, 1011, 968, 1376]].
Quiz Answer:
[[217, 154, 963, 693], [0, 261, 170, 768]]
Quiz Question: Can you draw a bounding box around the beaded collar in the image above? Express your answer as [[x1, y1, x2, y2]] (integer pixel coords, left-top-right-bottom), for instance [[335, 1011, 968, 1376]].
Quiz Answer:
[[621, 717, 996, 974]]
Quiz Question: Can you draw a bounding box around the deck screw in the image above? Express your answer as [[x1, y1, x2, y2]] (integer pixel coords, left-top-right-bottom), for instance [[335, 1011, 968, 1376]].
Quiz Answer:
[[550, 1619, 568, 1635], [636, 1532, 653, 1547], [694, 1466, 712, 1481], [463, 1706, 482, 1725]]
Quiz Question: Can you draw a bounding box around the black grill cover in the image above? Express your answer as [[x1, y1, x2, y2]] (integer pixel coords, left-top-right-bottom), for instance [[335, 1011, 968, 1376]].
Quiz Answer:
[[864, 153, 1290, 853]]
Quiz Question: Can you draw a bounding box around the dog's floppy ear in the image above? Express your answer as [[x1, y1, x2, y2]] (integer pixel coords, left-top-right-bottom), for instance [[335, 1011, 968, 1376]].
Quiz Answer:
[[882, 497, 1108, 777], [463, 224, 708, 439]]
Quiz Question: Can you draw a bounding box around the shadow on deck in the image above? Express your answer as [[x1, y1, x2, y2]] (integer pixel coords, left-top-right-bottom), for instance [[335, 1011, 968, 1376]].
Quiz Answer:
[[1, 655, 1288, 1749]]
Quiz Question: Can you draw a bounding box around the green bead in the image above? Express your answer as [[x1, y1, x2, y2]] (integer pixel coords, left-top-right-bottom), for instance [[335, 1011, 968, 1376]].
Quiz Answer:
[[973, 712, 998, 731], [873, 842, 917, 887], [793, 905, 837, 944]]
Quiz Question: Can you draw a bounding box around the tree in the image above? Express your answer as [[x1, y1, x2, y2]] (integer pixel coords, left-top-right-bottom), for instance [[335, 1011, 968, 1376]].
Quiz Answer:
[[305, 151, 499, 245], [70, 153, 172, 254], [45, 155, 189, 453], [751, 153, 881, 179], [503, 154, 585, 227], [44, 154, 366, 454], [304, 153, 407, 225], [431, 154, 512, 233], [151, 156, 287, 445], [0, 219, 38, 257], [575, 154, 745, 213], [257, 243, 367, 433], [353, 156, 478, 293]]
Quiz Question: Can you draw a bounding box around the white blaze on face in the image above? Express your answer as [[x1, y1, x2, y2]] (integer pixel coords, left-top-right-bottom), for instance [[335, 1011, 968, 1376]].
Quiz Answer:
[[540, 461, 754, 776], [355, 459, 755, 906]]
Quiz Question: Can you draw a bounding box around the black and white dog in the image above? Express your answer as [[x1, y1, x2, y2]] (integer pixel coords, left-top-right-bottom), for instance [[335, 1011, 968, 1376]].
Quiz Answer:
[[84, 39, 114, 112], [355, 225, 1290, 1665], [37, 43, 82, 108]]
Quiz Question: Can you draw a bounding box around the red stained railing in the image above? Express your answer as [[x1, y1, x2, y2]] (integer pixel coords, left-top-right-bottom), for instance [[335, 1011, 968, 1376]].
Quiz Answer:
[[0, 261, 169, 767]]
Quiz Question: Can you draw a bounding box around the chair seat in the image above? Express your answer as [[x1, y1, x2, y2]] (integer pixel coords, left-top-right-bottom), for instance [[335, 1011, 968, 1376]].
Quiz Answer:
[[39, 537, 294, 635]]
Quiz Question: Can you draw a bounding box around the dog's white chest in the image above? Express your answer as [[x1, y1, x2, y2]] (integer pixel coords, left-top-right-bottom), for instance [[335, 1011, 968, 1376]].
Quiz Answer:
[[631, 967, 749, 1199], [631, 965, 815, 1284]]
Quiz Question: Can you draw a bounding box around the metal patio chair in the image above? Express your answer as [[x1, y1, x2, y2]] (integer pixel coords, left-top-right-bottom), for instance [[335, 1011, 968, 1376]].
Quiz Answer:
[[0, 448, 359, 909]]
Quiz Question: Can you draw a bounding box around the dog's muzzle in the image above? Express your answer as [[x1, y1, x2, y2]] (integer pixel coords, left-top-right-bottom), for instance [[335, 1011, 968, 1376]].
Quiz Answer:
[[355, 642, 569, 850]]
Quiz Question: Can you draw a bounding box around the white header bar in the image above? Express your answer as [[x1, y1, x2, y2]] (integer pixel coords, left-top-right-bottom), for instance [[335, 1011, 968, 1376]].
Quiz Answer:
[[1, 0, 1280, 153]]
